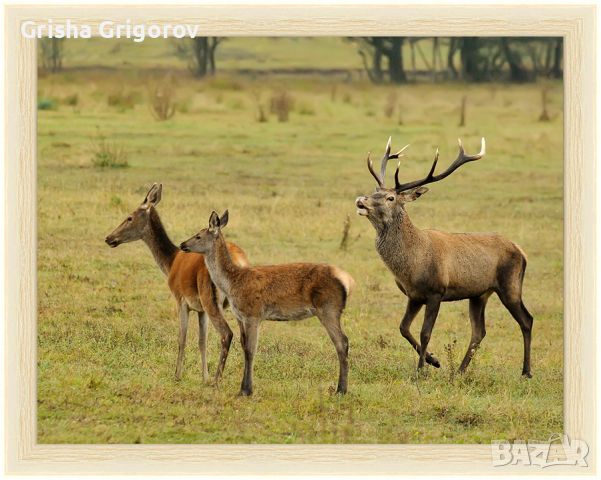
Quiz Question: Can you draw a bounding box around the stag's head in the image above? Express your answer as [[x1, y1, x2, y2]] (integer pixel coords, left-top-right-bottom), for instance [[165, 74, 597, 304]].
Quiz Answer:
[[180, 210, 229, 254], [105, 183, 163, 247], [356, 137, 485, 230]]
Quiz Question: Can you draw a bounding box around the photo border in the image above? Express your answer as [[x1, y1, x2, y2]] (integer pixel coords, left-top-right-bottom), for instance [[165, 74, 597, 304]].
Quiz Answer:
[[4, 4, 596, 475]]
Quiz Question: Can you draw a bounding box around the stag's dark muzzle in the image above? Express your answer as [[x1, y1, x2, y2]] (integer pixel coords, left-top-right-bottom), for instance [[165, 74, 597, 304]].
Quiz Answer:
[[355, 196, 369, 216]]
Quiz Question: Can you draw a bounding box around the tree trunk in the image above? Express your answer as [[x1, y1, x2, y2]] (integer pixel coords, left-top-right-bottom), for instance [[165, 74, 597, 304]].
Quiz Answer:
[[447, 38, 458, 79], [460, 37, 482, 81], [191, 37, 222, 78], [551, 38, 563, 79], [387, 38, 406, 83], [371, 38, 384, 83], [501, 38, 529, 82]]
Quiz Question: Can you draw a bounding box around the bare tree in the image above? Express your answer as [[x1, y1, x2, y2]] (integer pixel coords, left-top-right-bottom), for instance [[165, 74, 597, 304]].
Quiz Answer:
[[352, 37, 407, 84], [174, 37, 224, 78], [39, 38, 65, 73]]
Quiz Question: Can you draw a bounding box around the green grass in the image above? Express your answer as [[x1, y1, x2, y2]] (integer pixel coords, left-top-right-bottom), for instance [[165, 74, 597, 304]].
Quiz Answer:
[[37, 39, 563, 444]]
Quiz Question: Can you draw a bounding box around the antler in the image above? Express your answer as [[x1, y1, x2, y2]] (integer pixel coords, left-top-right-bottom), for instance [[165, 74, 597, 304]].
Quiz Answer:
[[394, 137, 486, 192], [366, 137, 410, 188]]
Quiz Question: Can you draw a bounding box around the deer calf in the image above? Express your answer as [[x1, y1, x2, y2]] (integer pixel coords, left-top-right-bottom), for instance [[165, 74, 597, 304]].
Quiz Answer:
[[356, 138, 533, 377], [105, 184, 249, 382], [180, 210, 355, 395]]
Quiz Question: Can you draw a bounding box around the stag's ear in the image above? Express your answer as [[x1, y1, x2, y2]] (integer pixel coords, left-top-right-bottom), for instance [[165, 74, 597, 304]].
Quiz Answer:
[[400, 186, 429, 202], [143, 183, 162, 207], [209, 211, 221, 229], [219, 210, 229, 229]]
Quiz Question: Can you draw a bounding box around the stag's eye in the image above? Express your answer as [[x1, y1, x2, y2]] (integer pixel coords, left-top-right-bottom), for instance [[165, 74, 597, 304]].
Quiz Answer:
[[196, 235, 201, 240], [127, 216, 133, 222], [387, 196, 395, 202]]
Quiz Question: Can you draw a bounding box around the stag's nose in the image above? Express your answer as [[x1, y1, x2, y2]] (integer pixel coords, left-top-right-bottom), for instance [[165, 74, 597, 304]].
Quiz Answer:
[[355, 196, 367, 207], [180, 243, 190, 252]]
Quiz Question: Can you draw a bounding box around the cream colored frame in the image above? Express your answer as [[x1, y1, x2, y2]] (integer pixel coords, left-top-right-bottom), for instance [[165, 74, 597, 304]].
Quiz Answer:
[[4, 4, 596, 475]]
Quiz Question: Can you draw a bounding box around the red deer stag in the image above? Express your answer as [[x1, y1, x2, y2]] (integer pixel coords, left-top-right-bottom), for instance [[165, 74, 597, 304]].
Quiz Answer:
[[355, 138, 533, 377], [180, 210, 355, 395], [105, 184, 248, 382]]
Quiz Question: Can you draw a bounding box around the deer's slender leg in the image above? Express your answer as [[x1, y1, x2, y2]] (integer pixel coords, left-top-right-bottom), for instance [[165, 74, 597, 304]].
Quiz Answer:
[[200, 285, 233, 383], [418, 297, 442, 369], [496, 260, 534, 377], [198, 312, 209, 381], [240, 320, 260, 396], [317, 308, 349, 394], [497, 293, 534, 378], [399, 299, 440, 368], [175, 302, 190, 380], [459, 293, 490, 372]]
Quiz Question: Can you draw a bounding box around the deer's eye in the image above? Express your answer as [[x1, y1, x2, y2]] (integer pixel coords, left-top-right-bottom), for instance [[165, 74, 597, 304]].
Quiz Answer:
[[196, 235, 201, 240], [127, 216, 133, 222], [387, 196, 395, 202]]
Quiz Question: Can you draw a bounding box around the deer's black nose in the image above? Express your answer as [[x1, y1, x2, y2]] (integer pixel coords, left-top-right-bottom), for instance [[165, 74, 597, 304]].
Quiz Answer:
[[105, 236, 119, 248]]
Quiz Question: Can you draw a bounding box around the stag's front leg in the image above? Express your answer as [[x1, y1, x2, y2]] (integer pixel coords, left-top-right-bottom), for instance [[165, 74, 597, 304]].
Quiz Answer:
[[175, 302, 190, 380], [418, 297, 442, 370], [400, 299, 440, 368]]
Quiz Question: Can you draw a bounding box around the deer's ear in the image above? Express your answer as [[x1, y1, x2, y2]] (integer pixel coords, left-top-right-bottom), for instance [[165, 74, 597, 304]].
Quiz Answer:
[[400, 186, 429, 202], [209, 211, 221, 229], [219, 210, 229, 229], [143, 183, 162, 206]]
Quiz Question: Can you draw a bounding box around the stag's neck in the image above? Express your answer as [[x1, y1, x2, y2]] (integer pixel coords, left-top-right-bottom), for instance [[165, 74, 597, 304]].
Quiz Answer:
[[376, 209, 423, 268], [141, 208, 178, 276], [203, 234, 240, 297]]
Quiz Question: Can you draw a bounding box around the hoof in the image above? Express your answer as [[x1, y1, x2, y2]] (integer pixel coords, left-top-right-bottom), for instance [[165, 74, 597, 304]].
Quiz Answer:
[[522, 371, 533, 379], [336, 387, 347, 395], [239, 389, 253, 397], [428, 356, 441, 368]]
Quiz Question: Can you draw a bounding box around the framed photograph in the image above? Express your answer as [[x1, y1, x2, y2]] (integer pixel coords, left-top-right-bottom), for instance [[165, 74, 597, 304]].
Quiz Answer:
[[4, 3, 596, 475]]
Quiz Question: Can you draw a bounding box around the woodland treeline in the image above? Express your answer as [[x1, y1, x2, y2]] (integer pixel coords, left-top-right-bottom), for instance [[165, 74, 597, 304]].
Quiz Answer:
[[350, 37, 563, 83], [39, 36, 563, 83]]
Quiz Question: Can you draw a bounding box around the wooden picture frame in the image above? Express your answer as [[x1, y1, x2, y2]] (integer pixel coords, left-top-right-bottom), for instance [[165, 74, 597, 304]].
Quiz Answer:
[[4, 4, 596, 475]]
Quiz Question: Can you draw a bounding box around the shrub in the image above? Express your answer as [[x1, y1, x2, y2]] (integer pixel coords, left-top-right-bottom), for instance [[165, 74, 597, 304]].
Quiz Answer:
[[90, 133, 129, 168], [148, 76, 177, 121], [62, 94, 79, 106], [270, 90, 294, 122], [384, 92, 397, 118], [297, 101, 316, 116], [38, 98, 58, 110], [251, 90, 268, 123], [107, 90, 137, 110]]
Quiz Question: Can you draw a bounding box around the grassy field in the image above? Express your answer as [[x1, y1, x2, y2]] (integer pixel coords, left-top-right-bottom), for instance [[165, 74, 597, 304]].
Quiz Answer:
[[37, 38, 563, 444]]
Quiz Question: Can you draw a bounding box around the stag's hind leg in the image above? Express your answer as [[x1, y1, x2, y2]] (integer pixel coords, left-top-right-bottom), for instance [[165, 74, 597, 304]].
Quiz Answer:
[[497, 261, 534, 377], [498, 294, 533, 377], [459, 293, 491, 373], [399, 299, 440, 368]]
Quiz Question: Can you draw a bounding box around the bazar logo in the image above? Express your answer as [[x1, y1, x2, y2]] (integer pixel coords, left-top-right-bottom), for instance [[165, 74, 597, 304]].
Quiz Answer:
[[492, 434, 589, 468]]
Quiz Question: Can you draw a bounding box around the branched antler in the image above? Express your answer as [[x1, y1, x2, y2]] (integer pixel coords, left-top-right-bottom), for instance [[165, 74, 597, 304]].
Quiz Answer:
[[394, 138, 486, 192], [366, 136, 410, 188]]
